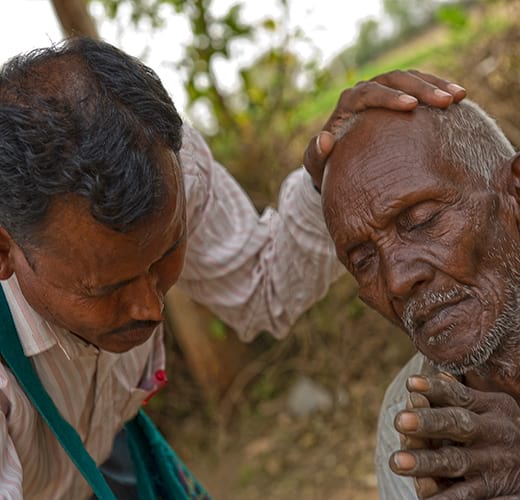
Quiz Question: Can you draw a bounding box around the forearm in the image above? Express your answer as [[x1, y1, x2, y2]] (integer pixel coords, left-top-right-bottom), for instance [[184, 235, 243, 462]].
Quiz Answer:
[[178, 126, 344, 340]]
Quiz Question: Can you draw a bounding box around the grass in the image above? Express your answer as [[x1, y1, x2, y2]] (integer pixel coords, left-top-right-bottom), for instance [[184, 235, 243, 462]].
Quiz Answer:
[[290, 3, 516, 128]]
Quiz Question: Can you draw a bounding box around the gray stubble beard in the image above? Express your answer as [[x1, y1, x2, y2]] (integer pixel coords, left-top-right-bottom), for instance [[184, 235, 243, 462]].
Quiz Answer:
[[402, 250, 520, 378]]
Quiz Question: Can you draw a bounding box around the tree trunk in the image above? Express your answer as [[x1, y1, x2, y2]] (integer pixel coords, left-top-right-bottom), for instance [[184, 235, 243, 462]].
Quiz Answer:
[[164, 288, 251, 400], [51, 0, 99, 38]]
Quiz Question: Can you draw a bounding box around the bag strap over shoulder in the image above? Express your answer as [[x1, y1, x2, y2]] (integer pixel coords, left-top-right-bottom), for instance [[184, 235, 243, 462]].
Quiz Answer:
[[0, 285, 116, 500]]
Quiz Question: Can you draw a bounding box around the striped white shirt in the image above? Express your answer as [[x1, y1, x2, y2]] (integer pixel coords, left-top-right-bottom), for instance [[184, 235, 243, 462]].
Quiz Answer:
[[0, 125, 344, 498]]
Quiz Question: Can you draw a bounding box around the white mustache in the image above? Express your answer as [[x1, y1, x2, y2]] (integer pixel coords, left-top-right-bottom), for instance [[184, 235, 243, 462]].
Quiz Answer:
[[402, 286, 472, 337]]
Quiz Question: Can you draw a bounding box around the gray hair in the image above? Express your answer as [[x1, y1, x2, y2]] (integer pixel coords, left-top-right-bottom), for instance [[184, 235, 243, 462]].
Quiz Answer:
[[334, 100, 515, 184]]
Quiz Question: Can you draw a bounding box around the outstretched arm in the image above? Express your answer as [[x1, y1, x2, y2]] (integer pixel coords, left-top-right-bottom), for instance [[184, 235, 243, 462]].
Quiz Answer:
[[178, 71, 466, 341]]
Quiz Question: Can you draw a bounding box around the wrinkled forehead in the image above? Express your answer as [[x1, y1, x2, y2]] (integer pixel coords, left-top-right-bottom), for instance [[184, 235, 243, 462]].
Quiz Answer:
[[323, 109, 435, 191], [321, 109, 438, 234]]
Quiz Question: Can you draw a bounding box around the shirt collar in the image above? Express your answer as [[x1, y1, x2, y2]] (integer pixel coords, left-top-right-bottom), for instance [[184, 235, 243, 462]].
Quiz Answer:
[[1, 275, 97, 358]]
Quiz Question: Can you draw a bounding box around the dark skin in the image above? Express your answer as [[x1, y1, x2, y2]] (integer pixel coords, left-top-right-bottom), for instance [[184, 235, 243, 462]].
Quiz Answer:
[[303, 69, 466, 191], [0, 151, 187, 353], [395, 373, 520, 499], [0, 70, 463, 354], [322, 108, 520, 499]]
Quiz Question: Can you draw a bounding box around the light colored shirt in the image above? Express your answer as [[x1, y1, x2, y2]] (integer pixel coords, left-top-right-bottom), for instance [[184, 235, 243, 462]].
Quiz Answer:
[[0, 125, 344, 499], [375, 353, 428, 499]]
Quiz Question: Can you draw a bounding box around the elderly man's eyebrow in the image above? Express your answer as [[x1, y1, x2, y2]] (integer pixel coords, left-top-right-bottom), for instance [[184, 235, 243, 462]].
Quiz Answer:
[[93, 232, 185, 295], [345, 240, 366, 255]]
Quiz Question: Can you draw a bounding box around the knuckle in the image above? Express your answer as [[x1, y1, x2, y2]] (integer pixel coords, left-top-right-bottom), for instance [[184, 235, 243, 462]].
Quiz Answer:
[[338, 88, 351, 102], [436, 446, 470, 476], [355, 80, 377, 97], [450, 409, 476, 439], [448, 380, 474, 407], [385, 69, 404, 79], [494, 391, 516, 410], [352, 80, 369, 93]]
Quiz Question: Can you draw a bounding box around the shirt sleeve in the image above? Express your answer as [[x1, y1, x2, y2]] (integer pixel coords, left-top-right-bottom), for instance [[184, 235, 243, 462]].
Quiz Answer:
[[0, 394, 23, 499], [376, 354, 424, 500], [177, 124, 345, 341]]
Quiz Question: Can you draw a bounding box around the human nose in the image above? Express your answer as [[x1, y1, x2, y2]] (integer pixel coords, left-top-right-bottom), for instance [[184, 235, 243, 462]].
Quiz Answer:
[[380, 248, 434, 303], [127, 274, 164, 322]]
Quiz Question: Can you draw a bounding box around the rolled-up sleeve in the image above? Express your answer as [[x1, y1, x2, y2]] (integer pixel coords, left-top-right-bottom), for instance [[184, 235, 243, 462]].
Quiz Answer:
[[0, 397, 23, 499], [177, 125, 345, 341]]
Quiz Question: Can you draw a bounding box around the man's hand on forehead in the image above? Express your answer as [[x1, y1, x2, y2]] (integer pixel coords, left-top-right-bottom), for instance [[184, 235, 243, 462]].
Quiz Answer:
[[390, 372, 520, 499], [302, 69, 466, 193]]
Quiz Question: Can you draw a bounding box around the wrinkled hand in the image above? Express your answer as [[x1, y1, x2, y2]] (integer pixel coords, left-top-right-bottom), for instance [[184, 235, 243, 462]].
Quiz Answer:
[[303, 69, 466, 192], [390, 372, 520, 499]]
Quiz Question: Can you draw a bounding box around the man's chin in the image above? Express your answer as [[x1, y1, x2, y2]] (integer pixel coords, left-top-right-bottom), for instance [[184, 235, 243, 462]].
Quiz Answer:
[[420, 326, 505, 376], [72, 324, 158, 353], [103, 326, 158, 352]]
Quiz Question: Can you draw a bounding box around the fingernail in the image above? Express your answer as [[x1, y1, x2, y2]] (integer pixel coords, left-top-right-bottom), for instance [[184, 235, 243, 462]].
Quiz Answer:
[[434, 88, 452, 98], [407, 375, 429, 392], [316, 134, 323, 156], [438, 371, 457, 382], [398, 94, 417, 104], [393, 451, 416, 471], [396, 411, 419, 432], [447, 83, 466, 94]]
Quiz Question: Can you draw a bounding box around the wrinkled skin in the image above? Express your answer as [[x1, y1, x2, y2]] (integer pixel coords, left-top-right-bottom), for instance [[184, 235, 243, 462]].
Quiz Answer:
[[392, 373, 520, 499], [321, 107, 520, 498], [302, 69, 466, 191], [323, 109, 520, 370]]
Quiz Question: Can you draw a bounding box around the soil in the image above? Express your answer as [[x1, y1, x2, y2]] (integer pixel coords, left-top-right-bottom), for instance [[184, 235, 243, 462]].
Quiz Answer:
[[152, 277, 412, 500]]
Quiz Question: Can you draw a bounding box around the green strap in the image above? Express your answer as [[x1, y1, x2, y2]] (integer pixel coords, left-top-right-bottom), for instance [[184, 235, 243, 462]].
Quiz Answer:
[[0, 286, 116, 499]]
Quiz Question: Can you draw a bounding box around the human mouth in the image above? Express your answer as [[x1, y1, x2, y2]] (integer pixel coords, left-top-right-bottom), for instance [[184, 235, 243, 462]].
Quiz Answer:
[[415, 302, 466, 345], [106, 321, 161, 346], [402, 288, 472, 347], [117, 325, 158, 342]]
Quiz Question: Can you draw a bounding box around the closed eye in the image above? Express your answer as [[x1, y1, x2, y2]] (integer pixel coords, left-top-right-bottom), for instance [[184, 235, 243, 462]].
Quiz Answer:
[[399, 202, 443, 233], [348, 245, 376, 274], [407, 212, 439, 232]]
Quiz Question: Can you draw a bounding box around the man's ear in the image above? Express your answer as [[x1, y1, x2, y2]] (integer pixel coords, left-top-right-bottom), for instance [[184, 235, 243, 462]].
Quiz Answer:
[[0, 228, 15, 280]]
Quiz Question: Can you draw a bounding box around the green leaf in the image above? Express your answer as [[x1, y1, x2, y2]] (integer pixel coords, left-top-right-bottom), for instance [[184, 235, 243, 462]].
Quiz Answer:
[[209, 319, 227, 341]]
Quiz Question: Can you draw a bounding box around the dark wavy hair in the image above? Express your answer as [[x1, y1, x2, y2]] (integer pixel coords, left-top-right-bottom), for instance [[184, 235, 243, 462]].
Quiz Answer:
[[0, 37, 183, 246]]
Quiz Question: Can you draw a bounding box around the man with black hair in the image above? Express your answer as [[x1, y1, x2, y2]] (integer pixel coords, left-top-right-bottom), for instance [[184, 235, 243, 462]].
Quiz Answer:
[[0, 37, 464, 497]]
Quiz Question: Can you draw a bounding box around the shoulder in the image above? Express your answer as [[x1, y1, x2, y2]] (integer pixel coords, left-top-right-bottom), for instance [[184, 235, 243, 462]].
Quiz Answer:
[[179, 123, 213, 176], [377, 352, 426, 462], [382, 353, 425, 411]]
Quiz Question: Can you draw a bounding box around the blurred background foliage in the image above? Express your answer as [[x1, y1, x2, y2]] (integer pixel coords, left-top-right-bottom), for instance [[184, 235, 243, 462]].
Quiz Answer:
[[83, 0, 519, 497], [91, 0, 518, 208]]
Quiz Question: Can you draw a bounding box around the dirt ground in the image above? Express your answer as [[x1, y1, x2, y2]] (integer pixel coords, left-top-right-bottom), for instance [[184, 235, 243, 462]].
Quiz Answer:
[[148, 4, 520, 499], [154, 277, 413, 500]]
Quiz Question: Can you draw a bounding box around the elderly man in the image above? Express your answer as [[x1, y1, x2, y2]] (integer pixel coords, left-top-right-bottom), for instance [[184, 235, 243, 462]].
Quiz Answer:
[[0, 37, 462, 498], [321, 101, 520, 499]]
